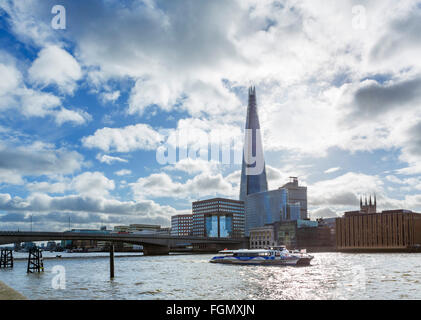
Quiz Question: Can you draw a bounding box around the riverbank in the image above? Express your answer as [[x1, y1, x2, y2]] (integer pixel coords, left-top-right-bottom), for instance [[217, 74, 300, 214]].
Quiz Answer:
[[0, 281, 26, 300]]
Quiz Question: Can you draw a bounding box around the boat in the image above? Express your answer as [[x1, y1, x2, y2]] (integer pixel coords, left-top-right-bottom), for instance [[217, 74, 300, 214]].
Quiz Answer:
[[209, 246, 314, 266]]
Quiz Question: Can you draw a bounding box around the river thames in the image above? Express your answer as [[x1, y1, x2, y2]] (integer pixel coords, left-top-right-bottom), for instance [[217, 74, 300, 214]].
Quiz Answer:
[[0, 252, 420, 300]]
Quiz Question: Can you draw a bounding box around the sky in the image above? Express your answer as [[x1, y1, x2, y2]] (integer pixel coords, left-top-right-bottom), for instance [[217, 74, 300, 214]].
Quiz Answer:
[[0, 0, 421, 232]]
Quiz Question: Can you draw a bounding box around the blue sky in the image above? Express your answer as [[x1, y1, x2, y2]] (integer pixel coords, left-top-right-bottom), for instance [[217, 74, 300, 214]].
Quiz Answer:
[[0, 0, 421, 231]]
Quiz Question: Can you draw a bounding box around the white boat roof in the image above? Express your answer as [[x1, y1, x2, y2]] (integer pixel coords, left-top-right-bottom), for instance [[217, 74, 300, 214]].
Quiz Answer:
[[218, 249, 280, 254]]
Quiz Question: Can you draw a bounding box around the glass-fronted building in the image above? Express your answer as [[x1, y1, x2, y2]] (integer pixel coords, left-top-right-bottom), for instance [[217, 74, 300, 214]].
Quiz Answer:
[[192, 198, 245, 238], [239, 87, 268, 202], [171, 214, 193, 236], [245, 186, 306, 236], [245, 189, 288, 235]]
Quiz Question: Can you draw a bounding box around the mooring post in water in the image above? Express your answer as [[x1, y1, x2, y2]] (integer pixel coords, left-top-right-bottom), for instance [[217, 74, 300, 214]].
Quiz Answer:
[[27, 248, 44, 273], [110, 243, 114, 279], [0, 249, 13, 268]]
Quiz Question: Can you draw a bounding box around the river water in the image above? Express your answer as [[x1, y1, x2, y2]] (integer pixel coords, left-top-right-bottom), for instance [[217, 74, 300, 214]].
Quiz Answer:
[[0, 252, 420, 300]]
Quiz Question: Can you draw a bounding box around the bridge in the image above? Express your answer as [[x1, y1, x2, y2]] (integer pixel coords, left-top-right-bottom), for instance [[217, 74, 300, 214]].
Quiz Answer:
[[0, 231, 248, 255]]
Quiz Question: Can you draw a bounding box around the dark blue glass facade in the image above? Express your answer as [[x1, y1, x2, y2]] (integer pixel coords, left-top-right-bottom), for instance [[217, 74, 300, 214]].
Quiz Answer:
[[239, 87, 268, 202]]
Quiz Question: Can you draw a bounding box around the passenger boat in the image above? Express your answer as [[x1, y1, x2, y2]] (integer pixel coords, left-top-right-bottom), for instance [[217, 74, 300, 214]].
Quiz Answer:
[[209, 247, 314, 266]]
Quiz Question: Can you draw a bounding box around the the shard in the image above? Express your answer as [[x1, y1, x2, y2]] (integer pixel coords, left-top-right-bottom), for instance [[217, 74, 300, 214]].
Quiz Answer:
[[239, 87, 268, 202]]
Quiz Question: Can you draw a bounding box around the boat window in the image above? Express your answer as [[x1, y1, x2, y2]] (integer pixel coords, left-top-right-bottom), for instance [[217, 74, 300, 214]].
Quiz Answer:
[[258, 252, 270, 256]]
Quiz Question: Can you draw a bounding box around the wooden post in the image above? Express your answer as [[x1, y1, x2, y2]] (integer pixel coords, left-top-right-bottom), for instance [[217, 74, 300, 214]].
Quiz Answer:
[[27, 248, 43, 273], [110, 243, 114, 279]]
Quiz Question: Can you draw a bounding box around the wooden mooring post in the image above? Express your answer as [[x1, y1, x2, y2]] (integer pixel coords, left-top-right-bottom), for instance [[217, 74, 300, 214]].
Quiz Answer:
[[27, 248, 44, 273], [110, 243, 114, 279], [0, 249, 13, 268]]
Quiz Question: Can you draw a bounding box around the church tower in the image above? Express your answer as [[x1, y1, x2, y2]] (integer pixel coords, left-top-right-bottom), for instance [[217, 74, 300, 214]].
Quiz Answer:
[[360, 194, 377, 214]]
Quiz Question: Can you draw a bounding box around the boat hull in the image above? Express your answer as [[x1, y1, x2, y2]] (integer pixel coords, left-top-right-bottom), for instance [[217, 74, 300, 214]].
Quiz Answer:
[[209, 255, 311, 266]]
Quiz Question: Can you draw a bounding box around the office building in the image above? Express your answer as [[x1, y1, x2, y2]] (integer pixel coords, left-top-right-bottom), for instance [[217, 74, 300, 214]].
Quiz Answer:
[[192, 198, 245, 238], [171, 214, 193, 236], [244, 178, 308, 235], [336, 207, 421, 252], [249, 225, 277, 249], [281, 177, 308, 220]]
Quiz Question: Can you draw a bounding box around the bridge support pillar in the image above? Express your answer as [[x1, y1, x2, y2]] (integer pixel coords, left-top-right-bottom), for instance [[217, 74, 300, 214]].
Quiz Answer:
[[142, 244, 169, 256]]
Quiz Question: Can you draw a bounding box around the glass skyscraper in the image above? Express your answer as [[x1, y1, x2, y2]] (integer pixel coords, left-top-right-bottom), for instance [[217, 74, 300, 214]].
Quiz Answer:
[[240, 88, 308, 235], [239, 87, 268, 202]]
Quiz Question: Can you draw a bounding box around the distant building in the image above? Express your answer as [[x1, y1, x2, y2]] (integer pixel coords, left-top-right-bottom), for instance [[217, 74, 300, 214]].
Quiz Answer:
[[336, 208, 421, 252], [113, 224, 163, 234], [245, 189, 287, 234], [281, 177, 308, 220], [249, 225, 277, 249], [244, 178, 308, 235], [112, 224, 168, 251], [127, 224, 162, 232], [68, 228, 111, 250], [171, 214, 193, 236], [250, 218, 336, 252], [46, 241, 57, 251], [192, 198, 245, 238]]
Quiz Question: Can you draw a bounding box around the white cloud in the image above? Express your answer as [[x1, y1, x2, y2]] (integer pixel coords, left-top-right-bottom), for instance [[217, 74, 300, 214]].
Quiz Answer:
[[100, 90, 120, 104], [28, 45, 82, 94], [54, 108, 92, 126], [324, 167, 341, 174], [130, 172, 237, 200], [0, 57, 90, 126], [71, 172, 115, 197], [82, 124, 164, 153], [163, 158, 220, 175], [309, 172, 384, 208], [114, 169, 132, 176], [96, 154, 128, 164]]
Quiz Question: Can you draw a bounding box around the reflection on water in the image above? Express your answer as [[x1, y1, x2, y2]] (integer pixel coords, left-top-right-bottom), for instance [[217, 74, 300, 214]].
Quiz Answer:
[[0, 253, 420, 300]]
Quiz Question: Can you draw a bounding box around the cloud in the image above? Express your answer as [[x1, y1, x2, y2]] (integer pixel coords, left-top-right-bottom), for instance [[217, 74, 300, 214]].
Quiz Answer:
[[26, 171, 119, 197], [71, 171, 115, 197], [114, 169, 132, 176], [163, 158, 220, 175], [54, 107, 92, 125], [0, 141, 84, 185], [96, 154, 128, 164], [28, 45, 82, 94], [82, 124, 164, 153], [310, 207, 340, 220], [100, 90, 120, 104], [324, 167, 341, 174], [309, 172, 384, 208], [0, 57, 90, 125], [350, 77, 421, 121], [0, 192, 185, 228], [130, 172, 237, 200]]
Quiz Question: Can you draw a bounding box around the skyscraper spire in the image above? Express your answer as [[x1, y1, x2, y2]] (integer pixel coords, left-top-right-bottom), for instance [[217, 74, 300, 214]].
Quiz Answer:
[[239, 86, 268, 201]]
